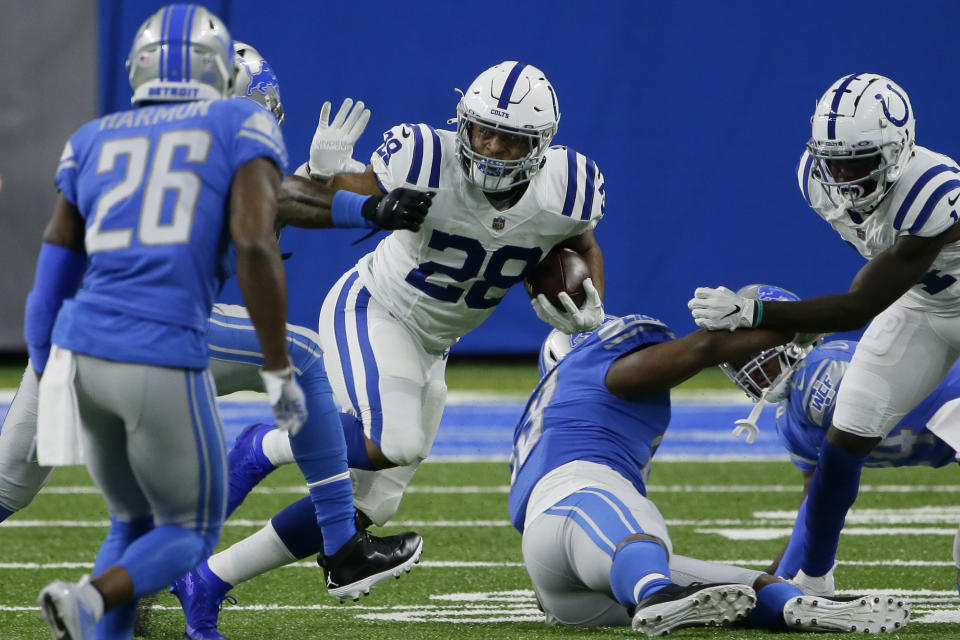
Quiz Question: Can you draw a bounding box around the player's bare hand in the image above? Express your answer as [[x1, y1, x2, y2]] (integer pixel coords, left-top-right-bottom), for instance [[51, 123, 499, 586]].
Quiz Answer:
[[362, 188, 434, 231]]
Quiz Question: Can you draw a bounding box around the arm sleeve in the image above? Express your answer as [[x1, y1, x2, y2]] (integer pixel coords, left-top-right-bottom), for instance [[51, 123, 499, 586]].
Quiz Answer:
[[24, 242, 86, 373]]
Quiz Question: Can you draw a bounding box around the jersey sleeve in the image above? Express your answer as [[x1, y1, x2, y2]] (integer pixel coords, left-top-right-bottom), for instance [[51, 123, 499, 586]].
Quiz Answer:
[[775, 403, 818, 472], [537, 146, 605, 229], [891, 162, 960, 238], [55, 138, 80, 206], [371, 123, 443, 192], [232, 100, 289, 173]]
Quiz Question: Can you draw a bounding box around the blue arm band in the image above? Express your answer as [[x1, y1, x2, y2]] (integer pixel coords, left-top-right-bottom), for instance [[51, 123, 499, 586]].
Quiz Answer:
[[331, 190, 376, 229], [24, 242, 86, 373]]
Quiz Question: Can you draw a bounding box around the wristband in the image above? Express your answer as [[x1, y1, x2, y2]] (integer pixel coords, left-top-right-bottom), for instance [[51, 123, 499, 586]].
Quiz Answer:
[[752, 298, 764, 328], [331, 191, 376, 229]]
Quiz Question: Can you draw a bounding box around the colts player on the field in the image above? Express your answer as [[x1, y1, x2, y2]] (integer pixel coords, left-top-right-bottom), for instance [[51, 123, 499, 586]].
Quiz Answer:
[[512, 310, 908, 636], [716, 286, 960, 596], [171, 61, 608, 638], [689, 74, 960, 595]]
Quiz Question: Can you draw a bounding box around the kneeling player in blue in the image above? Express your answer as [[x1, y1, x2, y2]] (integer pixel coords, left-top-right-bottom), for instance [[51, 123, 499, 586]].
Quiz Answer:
[[510, 308, 909, 636], [717, 307, 960, 597]]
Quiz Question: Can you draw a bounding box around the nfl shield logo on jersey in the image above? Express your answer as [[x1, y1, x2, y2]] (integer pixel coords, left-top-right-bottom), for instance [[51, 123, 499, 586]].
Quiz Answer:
[[492, 216, 505, 230], [856, 228, 866, 240]]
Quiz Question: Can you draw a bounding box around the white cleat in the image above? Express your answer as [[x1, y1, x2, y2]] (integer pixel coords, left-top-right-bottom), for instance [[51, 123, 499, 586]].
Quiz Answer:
[[791, 563, 836, 597], [631, 583, 756, 637], [38, 576, 101, 640], [783, 594, 910, 633]]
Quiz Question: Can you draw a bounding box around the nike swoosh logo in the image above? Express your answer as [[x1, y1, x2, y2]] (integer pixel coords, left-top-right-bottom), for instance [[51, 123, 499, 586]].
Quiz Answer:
[[401, 127, 411, 138], [949, 192, 960, 206], [721, 305, 741, 319]]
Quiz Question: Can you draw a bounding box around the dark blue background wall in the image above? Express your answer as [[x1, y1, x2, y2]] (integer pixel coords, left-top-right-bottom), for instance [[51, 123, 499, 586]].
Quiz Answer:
[[99, 0, 960, 353]]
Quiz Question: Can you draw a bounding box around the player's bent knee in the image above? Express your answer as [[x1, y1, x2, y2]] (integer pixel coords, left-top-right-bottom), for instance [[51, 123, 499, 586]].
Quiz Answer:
[[615, 532, 668, 555], [380, 431, 427, 467]]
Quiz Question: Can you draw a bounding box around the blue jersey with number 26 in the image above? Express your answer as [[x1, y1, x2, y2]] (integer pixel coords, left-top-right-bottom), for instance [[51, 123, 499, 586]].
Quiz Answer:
[[51, 98, 287, 369], [776, 340, 959, 471], [508, 314, 676, 531]]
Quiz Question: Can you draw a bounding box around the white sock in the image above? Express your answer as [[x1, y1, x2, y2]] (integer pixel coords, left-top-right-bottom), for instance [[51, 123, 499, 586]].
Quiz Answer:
[[207, 523, 297, 586], [77, 575, 105, 620], [261, 429, 295, 466]]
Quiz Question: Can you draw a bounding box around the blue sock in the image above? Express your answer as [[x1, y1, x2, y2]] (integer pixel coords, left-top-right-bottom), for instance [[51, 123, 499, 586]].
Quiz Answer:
[[802, 440, 867, 576], [0, 504, 14, 522], [609, 540, 673, 607], [748, 581, 802, 630], [341, 413, 375, 470], [272, 497, 324, 559], [288, 383, 356, 556], [119, 524, 218, 597], [776, 497, 808, 578]]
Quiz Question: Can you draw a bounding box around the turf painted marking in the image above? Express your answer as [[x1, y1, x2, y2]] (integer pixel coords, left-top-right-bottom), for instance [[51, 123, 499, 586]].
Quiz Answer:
[[700, 527, 960, 540], [754, 506, 960, 525]]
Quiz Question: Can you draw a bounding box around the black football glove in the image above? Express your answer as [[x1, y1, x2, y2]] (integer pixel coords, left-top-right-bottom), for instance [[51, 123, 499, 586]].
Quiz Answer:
[[361, 188, 434, 231]]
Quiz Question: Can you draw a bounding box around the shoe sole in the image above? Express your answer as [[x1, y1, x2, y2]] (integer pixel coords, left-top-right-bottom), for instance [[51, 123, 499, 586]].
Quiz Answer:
[[784, 594, 910, 633], [328, 538, 424, 603], [40, 591, 71, 640], [631, 585, 756, 637]]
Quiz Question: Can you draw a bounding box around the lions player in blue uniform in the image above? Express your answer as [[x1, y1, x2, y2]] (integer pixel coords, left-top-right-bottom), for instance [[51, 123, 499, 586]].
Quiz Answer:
[[716, 286, 960, 594], [512, 309, 908, 636], [26, 6, 300, 639], [689, 74, 960, 595]]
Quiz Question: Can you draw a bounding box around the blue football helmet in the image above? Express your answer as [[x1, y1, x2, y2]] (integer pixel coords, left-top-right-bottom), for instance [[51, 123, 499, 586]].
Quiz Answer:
[[719, 285, 818, 402], [127, 4, 234, 106], [233, 41, 284, 125]]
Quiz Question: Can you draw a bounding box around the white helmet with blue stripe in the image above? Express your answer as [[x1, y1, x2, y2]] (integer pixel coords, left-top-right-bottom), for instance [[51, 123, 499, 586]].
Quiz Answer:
[[455, 61, 560, 193], [126, 4, 234, 106], [233, 41, 284, 125], [807, 73, 915, 214], [719, 285, 819, 403]]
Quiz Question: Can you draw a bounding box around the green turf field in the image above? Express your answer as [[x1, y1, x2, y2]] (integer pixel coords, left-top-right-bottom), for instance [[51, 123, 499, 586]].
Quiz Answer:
[[2, 461, 956, 639]]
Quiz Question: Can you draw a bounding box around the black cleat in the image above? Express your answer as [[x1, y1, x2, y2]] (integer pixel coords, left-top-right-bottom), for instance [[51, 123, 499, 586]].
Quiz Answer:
[[320, 529, 423, 602], [631, 582, 756, 637]]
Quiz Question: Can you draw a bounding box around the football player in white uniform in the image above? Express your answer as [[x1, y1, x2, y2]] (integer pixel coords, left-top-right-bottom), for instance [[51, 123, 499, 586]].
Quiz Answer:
[[688, 73, 960, 594]]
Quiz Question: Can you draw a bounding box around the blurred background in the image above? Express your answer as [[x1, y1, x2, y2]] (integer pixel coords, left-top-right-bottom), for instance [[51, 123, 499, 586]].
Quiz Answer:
[[3, 0, 959, 356]]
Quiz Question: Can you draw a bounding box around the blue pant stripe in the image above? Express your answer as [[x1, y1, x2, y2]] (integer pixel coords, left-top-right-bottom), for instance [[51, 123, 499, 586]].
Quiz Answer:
[[207, 312, 323, 375], [199, 370, 226, 530], [185, 370, 208, 532], [544, 505, 616, 558], [551, 490, 642, 556], [353, 287, 384, 447], [333, 271, 362, 414], [578, 486, 644, 532]]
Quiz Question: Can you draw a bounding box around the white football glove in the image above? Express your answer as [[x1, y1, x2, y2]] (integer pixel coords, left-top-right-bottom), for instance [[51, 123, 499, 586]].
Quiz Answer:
[[259, 367, 308, 436], [531, 278, 605, 334], [308, 98, 370, 180], [688, 286, 758, 331]]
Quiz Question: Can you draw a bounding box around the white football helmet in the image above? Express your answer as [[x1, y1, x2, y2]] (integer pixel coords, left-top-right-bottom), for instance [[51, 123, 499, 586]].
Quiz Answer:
[[233, 41, 284, 125], [807, 73, 915, 214], [455, 61, 560, 192], [127, 4, 234, 106], [537, 315, 620, 376], [719, 285, 819, 403]]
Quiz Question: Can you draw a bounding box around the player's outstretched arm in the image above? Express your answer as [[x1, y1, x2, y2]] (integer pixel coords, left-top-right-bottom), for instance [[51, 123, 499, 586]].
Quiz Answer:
[[692, 221, 960, 333], [23, 194, 86, 375], [230, 157, 291, 371], [278, 170, 431, 231], [765, 470, 814, 575], [605, 327, 793, 400]]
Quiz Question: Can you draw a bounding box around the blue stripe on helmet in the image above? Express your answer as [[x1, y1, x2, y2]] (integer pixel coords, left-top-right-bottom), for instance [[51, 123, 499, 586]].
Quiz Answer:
[[497, 61, 527, 109], [579, 158, 597, 220], [428, 127, 442, 188], [909, 179, 960, 235], [183, 4, 198, 82], [560, 148, 578, 217], [893, 164, 960, 230], [405, 123, 424, 184], [158, 6, 171, 80], [165, 4, 190, 82], [827, 73, 860, 140]]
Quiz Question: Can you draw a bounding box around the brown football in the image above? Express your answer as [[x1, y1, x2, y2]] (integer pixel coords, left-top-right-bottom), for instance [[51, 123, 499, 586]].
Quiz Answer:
[[524, 247, 590, 310]]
